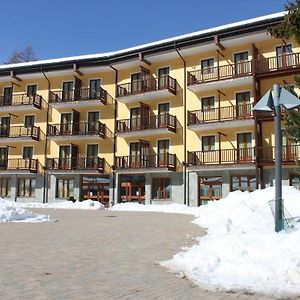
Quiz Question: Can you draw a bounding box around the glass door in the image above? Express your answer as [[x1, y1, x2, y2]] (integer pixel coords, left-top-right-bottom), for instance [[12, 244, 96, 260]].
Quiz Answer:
[[0, 117, 10, 137], [237, 133, 252, 162], [201, 58, 214, 80], [130, 142, 140, 168], [158, 103, 169, 127], [234, 52, 249, 75], [0, 147, 8, 169], [3, 87, 12, 105], [87, 144, 98, 168], [158, 139, 169, 167], [59, 146, 71, 169], [62, 81, 74, 101], [88, 111, 99, 134], [131, 73, 141, 94], [60, 113, 72, 135], [158, 67, 170, 89], [130, 107, 141, 130], [236, 92, 251, 118], [276, 44, 293, 68], [89, 79, 101, 99]]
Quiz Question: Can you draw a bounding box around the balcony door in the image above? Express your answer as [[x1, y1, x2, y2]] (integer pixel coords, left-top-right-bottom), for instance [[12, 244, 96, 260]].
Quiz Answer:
[[60, 113, 72, 135], [201, 96, 215, 121], [26, 84, 37, 97], [158, 67, 169, 89], [276, 44, 293, 68], [130, 140, 149, 168], [282, 133, 297, 161], [89, 79, 101, 99], [87, 144, 98, 168], [158, 139, 169, 167], [158, 103, 169, 127], [74, 77, 82, 100], [0, 147, 8, 169], [237, 133, 252, 162], [202, 135, 215, 164], [62, 81, 74, 101], [0, 116, 10, 137], [131, 73, 142, 94], [201, 58, 214, 80], [234, 52, 249, 75], [88, 111, 99, 134], [59, 146, 71, 169], [3, 87, 12, 105], [236, 91, 251, 118]]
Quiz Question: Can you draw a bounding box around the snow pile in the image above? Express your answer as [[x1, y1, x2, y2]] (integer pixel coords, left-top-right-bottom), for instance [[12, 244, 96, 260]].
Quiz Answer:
[[19, 199, 105, 210], [160, 186, 300, 297], [111, 202, 197, 215], [0, 198, 50, 223]]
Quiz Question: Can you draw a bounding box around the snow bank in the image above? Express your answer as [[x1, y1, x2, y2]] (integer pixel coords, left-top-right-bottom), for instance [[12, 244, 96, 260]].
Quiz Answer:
[[19, 199, 105, 210], [160, 187, 300, 297], [0, 198, 50, 223]]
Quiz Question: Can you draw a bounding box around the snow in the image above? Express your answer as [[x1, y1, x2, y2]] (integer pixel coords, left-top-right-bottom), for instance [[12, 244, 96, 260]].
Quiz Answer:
[[0, 198, 50, 223], [0, 12, 285, 70], [111, 187, 300, 297], [19, 199, 105, 210]]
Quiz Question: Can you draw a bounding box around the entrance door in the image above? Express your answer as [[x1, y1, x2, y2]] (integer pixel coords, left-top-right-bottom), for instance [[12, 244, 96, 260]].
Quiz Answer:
[[0, 117, 10, 137], [88, 111, 99, 134], [87, 144, 98, 168], [234, 52, 249, 75], [59, 146, 71, 169], [237, 133, 252, 162], [60, 113, 72, 135], [62, 81, 74, 101], [158, 139, 169, 167], [236, 91, 251, 118], [89, 79, 101, 99], [82, 176, 109, 206], [3, 87, 12, 105], [0, 147, 8, 169]]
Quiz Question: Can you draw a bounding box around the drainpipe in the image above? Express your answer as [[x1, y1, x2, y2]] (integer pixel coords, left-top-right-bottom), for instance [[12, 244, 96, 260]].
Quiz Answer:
[[175, 46, 188, 206], [41, 67, 50, 203], [110, 65, 118, 206]]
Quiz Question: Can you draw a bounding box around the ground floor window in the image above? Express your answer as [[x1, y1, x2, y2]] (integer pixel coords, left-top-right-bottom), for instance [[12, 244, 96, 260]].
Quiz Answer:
[[56, 178, 74, 198], [120, 175, 145, 203], [18, 178, 35, 197], [0, 178, 10, 197], [230, 175, 256, 192], [152, 178, 171, 199], [199, 176, 222, 205], [290, 174, 300, 189]]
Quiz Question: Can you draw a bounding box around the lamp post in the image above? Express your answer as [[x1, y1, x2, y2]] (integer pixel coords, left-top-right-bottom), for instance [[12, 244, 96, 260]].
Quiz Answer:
[[253, 84, 300, 232]]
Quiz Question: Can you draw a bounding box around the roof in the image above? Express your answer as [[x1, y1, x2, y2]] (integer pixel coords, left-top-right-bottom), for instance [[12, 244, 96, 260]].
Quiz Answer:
[[0, 12, 285, 75]]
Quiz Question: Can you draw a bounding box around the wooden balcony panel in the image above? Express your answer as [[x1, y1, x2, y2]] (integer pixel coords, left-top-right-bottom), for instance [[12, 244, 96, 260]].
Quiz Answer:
[[0, 93, 42, 111], [0, 158, 38, 173], [116, 153, 176, 172], [0, 126, 40, 141]]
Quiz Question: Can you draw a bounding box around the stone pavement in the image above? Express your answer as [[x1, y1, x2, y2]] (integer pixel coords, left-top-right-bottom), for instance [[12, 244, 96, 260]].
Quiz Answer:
[[0, 209, 287, 300]]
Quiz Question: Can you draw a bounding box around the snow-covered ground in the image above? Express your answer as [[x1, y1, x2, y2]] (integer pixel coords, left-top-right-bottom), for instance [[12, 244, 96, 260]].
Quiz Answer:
[[0, 198, 50, 223], [112, 187, 300, 298], [18, 199, 105, 210]]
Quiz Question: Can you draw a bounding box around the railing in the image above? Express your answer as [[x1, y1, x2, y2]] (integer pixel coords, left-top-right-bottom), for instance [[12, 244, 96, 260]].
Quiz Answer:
[[187, 61, 252, 85], [0, 126, 40, 140], [46, 156, 104, 172], [49, 87, 107, 105], [188, 104, 253, 125], [116, 113, 176, 133], [116, 153, 176, 170], [117, 75, 177, 97], [0, 158, 38, 172], [47, 121, 105, 138], [256, 52, 300, 74], [0, 93, 42, 109], [188, 148, 255, 165], [257, 145, 300, 163]]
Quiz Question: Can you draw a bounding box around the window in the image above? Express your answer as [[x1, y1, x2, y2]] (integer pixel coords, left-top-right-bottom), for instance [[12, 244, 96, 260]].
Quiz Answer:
[[199, 177, 222, 205], [3, 87, 12, 105], [202, 136, 215, 151], [88, 111, 99, 133], [201, 96, 215, 111], [201, 58, 214, 80], [152, 178, 171, 199], [62, 81, 74, 100], [23, 147, 33, 159], [56, 178, 74, 198], [24, 115, 35, 127], [87, 144, 98, 168], [0, 178, 10, 197], [234, 52, 249, 74], [89, 79, 101, 99], [27, 85, 37, 97], [236, 92, 251, 118], [237, 133, 252, 161], [231, 175, 256, 192], [158, 67, 170, 88], [18, 178, 35, 197]]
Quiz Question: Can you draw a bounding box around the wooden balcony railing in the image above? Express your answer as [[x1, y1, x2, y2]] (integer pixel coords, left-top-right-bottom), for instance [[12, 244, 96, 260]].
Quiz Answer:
[[188, 104, 253, 125], [0, 93, 42, 109], [257, 145, 300, 164], [46, 156, 104, 172], [0, 126, 40, 140], [188, 148, 255, 165], [116, 113, 176, 133], [116, 153, 176, 171], [0, 158, 38, 173], [49, 87, 107, 105], [187, 61, 252, 85], [47, 121, 105, 138], [256, 52, 300, 74], [117, 75, 177, 97]]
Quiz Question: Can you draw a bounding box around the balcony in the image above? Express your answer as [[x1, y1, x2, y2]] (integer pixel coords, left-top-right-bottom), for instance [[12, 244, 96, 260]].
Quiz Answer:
[[256, 52, 300, 77], [188, 104, 254, 130], [187, 61, 252, 92], [116, 153, 176, 172], [0, 93, 42, 111], [116, 75, 177, 103], [0, 158, 38, 173], [49, 87, 107, 108], [188, 148, 255, 168], [47, 121, 105, 140], [0, 126, 40, 142], [116, 114, 176, 137], [46, 156, 104, 173]]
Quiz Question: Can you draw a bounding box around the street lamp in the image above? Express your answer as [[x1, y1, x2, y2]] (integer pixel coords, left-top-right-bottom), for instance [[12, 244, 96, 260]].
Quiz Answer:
[[253, 84, 300, 232]]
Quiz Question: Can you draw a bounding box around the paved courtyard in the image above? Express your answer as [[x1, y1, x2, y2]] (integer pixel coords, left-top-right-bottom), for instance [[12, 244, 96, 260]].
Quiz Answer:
[[0, 209, 283, 300]]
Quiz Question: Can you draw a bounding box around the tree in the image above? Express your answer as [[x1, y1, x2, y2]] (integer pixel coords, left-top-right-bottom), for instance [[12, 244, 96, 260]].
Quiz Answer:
[[4, 45, 37, 64]]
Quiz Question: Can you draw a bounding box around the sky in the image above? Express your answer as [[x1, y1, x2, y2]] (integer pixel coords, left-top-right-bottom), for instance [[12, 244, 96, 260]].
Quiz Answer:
[[0, 0, 288, 63]]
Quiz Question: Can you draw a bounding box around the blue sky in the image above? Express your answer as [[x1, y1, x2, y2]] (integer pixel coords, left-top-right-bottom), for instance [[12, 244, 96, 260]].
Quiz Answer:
[[0, 0, 287, 63]]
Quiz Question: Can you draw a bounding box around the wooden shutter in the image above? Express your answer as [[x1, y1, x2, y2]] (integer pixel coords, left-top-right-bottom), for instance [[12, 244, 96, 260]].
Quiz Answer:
[[74, 77, 82, 100], [72, 110, 80, 134]]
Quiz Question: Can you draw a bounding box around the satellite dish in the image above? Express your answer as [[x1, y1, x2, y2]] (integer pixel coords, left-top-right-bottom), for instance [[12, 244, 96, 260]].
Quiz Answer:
[[252, 90, 274, 112]]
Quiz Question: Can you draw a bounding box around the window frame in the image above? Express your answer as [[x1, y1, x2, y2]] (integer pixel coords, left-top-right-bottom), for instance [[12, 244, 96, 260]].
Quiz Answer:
[[151, 177, 171, 200]]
